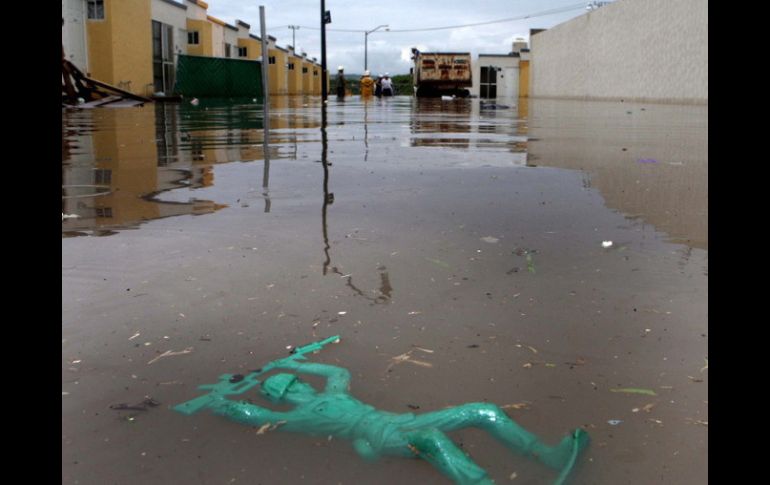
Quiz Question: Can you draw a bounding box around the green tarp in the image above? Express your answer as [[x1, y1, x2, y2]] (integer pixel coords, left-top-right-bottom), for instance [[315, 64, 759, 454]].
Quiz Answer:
[[174, 55, 263, 98]]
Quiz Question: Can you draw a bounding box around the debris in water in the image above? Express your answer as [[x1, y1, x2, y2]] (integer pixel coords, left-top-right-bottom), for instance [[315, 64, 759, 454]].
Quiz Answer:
[[607, 420, 622, 426], [129, 332, 141, 340], [147, 347, 194, 365], [602, 241, 613, 248], [110, 397, 161, 412], [501, 402, 531, 410], [387, 348, 434, 372], [481, 236, 499, 244], [610, 388, 657, 396], [526, 254, 535, 274]]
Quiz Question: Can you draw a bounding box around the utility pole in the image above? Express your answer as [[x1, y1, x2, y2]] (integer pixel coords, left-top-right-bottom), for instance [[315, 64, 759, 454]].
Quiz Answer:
[[288, 25, 300, 49], [321, 2, 330, 101]]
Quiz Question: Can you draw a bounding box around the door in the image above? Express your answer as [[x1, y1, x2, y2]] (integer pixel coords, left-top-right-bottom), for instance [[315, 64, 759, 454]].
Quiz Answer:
[[479, 66, 497, 99], [152, 21, 176, 94]]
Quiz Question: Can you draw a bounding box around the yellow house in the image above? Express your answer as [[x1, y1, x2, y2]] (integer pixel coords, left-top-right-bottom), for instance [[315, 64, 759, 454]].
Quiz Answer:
[[268, 38, 289, 95], [311, 62, 321, 95], [85, 0, 153, 96], [300, 54, 313, 95], [233, 20, 261, 60], [184, 0, 213, 56], [286, 47, 303, 95]]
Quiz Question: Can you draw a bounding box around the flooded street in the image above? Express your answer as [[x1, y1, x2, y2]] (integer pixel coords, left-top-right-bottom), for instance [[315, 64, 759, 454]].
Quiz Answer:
[[62, 96, 707, 484]]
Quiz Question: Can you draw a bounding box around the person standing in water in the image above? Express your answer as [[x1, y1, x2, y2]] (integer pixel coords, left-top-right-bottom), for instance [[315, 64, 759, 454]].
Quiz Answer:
[[360, 70, 375, 97], [336, 66, 346, 98]]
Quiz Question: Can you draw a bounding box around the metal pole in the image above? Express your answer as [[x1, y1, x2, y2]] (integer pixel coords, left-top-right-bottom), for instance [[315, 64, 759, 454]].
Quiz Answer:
[[364, 32, 368, 71], [260, 6, 269, 138], [260, 6, 270, 209], [321, 0, 327, 101]]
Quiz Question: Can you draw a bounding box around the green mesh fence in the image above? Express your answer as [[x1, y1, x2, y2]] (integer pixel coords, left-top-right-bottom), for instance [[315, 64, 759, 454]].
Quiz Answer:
[[174, 55, 263, 98]]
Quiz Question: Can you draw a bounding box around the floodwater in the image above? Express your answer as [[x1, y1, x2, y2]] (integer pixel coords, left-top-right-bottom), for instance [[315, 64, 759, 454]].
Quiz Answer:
[[62, 95, 707, 484]]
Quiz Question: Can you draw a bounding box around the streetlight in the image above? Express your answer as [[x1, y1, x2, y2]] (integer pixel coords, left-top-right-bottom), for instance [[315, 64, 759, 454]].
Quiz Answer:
[[364, 25, 388, 71]]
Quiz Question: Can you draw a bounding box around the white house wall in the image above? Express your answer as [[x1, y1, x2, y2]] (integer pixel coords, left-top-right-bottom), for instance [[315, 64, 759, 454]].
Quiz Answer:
[[62, 0, 88, 71], [530, 0, 707, 103]]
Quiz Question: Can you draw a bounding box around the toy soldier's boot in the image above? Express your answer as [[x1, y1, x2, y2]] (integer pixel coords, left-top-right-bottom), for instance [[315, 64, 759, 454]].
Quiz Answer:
[[412, 403, 589, 472]]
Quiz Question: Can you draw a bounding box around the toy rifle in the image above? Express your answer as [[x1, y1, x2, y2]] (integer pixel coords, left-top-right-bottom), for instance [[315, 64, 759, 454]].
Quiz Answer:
[[173, 335, 341, 415]]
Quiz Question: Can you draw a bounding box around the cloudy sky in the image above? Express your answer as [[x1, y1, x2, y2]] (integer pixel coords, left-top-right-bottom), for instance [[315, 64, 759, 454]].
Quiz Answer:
[[205, 0, 596, 75]]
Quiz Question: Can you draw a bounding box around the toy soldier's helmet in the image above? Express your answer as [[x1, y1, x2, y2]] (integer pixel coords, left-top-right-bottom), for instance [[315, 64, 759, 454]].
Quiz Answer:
[[261, 373, 298, 400]]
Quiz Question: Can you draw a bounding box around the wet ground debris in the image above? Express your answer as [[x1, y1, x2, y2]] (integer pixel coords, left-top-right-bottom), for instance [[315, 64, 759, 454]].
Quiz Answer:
[[147, 346, 194, 365], [610, 388, 657, 396], [424, 257, 451, 269], [500, 402, 531, 411], [109, 397, 160, 412], [631, 403, 656, 413], [386, 347, 434, 372], [256, 420, 287, 435]]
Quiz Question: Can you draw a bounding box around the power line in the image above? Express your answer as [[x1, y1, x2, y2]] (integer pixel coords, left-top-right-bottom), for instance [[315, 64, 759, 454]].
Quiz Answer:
[[267, 3, 586, 34]]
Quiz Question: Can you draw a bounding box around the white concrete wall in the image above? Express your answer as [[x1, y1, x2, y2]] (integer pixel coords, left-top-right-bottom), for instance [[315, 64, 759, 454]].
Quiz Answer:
[[530, 0, 707, 103], [151, 0, 188, 55], [224, 28, 238, 57], [62, 0, 88, 71], [184, 1, 207, 20]]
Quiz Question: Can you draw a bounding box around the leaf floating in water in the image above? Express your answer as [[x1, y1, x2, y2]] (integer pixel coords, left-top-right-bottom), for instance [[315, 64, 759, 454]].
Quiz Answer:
[[610, 388, 657, 396], [526, 254, 535, 274], [425, 258, 450, 269]]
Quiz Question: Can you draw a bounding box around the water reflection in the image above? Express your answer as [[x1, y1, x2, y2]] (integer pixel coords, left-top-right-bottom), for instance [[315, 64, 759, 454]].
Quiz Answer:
[[526, 98, 708, 249], [62, 99, 322, 236], [409, 98, 527, 155], [62, 96, 707, 250], [320, 105, 392, 305]]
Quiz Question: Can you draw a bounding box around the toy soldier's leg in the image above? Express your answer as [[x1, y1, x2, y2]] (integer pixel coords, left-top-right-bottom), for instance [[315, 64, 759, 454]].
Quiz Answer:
[[404, 428, 494, 485], [409, 403, 588, 471]]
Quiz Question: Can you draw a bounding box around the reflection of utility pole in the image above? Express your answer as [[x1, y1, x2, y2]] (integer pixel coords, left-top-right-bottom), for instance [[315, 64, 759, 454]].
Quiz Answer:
[[288, 25, 300, 50], [319, 105, 392, 304], [321, 106, 333, 274]]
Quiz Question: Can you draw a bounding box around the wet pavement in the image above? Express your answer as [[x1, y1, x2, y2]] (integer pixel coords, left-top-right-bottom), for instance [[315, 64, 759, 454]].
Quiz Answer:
[[62, 95, 707, 484]]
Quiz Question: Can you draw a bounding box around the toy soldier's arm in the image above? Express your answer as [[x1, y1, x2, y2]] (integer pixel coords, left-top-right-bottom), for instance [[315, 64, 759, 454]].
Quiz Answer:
[[271, 361, 351, 393], [208, 397, 292, 426]]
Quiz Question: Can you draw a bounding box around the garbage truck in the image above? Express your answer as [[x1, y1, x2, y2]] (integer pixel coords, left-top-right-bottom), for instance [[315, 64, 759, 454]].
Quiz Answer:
[[410, 48, 472, 98]]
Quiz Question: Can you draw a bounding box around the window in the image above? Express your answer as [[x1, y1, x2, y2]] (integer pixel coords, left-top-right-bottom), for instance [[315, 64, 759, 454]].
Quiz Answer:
[[313, 70, 318, 76], [421, 59, 435, 69], [287, 63, 295, 70], [94, 169, 112, 185], [225, 43, 231, 57], [302, 67, 308, 74], [87, 0, 104, 20], [238, 46, 248, 57], [188, 31, 199, 45], [95, 207, 113, 218], [268, 56, 276, 65]]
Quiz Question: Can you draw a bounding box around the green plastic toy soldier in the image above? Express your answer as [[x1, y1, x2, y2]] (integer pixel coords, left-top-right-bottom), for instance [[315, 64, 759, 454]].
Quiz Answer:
[[175, 336, 589, 484]]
